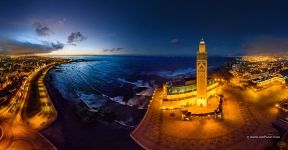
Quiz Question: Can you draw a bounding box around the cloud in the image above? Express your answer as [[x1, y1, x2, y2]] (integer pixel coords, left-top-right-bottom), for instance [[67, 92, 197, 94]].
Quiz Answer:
[[54, 18, 67, 27], [243, 36, 288, 55], [49, 41, 65, 49], [0, 37, 64, 54], [171, 38, 184, 44], [67, 32, 87, 45], [33, 22, 52, 36], [103, 48, 124, 52]]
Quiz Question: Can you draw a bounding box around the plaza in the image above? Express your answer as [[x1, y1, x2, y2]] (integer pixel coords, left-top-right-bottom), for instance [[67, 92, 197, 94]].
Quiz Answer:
[[131, 83, 287, 149]]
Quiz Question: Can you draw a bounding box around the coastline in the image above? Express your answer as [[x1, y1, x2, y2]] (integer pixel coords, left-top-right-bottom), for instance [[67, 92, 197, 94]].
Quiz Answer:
[[22, 63, 58, 131], [41, 62, 143, 150], [40, 57, 234, 149]]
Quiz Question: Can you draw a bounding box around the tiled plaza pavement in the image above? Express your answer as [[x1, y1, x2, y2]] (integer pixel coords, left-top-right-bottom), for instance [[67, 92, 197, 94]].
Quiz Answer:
[[131, 87, 273, 150], [158, 98, 261, 150]]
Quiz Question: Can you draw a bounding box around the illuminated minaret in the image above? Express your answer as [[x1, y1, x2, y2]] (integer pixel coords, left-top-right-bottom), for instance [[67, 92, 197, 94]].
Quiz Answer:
[[196, 38, 207, 107]]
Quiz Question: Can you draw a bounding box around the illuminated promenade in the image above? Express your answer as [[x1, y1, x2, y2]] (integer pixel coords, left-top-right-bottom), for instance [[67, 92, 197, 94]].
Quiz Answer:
[[0, 63, 59, 150], [131, 81, 288, 150], [22, 65, 57, 130]]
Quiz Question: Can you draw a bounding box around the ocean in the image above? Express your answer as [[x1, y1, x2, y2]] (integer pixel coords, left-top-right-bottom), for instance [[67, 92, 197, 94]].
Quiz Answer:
[[43, 55, 232, 149], [51, 56, 226, 98], [48, 56, 230, 124]]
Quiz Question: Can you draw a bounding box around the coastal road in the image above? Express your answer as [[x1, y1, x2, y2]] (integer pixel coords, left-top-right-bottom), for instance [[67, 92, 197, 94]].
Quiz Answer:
[[23, 64, 57, 131], [0, 80, 28, 118], [0, 64, 57, 150]]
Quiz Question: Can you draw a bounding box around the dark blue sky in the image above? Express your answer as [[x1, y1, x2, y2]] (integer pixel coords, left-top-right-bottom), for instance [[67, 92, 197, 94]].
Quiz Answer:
[[0, 0, 288, 56]]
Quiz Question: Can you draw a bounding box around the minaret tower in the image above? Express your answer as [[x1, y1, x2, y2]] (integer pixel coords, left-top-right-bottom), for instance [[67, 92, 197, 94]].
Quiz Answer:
[[196, 37, 208, 107]]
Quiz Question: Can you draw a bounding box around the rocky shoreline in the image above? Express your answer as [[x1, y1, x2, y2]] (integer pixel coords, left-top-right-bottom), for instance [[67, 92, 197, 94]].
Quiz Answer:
[[41, 68, 143, 150], [40, 57, 234, 150]]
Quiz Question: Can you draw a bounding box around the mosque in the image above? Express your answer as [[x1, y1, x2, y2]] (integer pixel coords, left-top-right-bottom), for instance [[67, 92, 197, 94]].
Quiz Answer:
[[161, 38, 223, 119]]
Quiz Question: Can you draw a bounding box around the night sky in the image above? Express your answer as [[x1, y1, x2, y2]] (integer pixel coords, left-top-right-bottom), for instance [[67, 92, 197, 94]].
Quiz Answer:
[[0, 0, 288, 56]]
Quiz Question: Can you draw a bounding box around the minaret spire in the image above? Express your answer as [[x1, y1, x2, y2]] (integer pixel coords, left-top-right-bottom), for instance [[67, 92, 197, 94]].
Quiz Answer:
[[199, 37, 206, 53], [196, 37, 208, 107], [200, 37, 205, 43]]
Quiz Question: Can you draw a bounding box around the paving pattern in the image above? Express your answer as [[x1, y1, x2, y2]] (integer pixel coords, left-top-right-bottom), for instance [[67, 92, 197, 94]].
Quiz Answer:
[[158, 100, 260, 150], [131, 86, 275, 150]]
